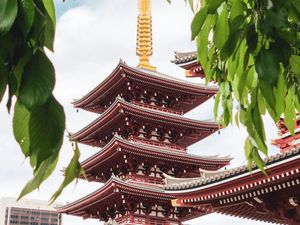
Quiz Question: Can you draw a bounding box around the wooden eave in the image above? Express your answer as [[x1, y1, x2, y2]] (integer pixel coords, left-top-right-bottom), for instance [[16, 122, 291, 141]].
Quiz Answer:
[[57, 177, 173, 215], [272, 128, 300, 145], [81, 136, 232, 175], [167, 150, 300, 224], [71, 98, 220, 146], [165, 148, 300, 193], [72, 61, 218, 114]]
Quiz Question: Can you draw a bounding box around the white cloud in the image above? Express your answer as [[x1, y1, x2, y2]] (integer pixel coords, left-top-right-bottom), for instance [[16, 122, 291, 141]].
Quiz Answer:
[[0, 1, 279, 225]]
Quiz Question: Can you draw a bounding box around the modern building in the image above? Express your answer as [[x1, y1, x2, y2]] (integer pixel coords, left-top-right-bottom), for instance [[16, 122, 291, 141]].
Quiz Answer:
[[0, 198, 62, 225]]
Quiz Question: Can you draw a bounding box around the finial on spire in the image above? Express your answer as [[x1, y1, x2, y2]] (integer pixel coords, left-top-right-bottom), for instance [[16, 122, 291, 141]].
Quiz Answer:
[[136, 0, 156, 71]]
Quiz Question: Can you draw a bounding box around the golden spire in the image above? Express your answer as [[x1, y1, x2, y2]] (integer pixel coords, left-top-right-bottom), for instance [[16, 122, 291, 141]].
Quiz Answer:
[[136, 0, 156, 71]]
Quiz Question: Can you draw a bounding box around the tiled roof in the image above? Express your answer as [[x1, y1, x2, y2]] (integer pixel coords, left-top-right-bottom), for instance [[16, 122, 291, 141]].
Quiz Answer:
[[81, 135, 233, 168], [72, 61, 217, 107], [71, 97, 220, 141], [57, 176, 169, 212], [171, 51, 197, 64], [164, 147, 300, 190]]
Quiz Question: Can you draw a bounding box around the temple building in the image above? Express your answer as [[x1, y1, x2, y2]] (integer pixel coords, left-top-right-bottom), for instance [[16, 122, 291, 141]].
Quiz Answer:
[[166, 45, 300, 225], [272, 118, 300, 152], [172, 51, 204, 78], [57, 0, 300, 224], [57, 0, 232, 224]]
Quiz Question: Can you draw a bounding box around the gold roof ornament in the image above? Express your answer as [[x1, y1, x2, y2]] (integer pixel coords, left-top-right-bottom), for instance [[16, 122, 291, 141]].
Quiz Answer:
[[136, 0, 156, 71]]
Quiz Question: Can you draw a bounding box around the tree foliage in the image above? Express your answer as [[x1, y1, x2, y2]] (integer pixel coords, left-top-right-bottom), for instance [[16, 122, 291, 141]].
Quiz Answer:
[[184, 0, 300, 170], [0, 0, 83, 201]]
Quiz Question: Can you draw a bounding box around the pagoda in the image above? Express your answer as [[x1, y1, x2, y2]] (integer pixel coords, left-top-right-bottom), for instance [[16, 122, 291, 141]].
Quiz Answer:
[[57, 1, 232, 224], [166, 51, 300, 224]]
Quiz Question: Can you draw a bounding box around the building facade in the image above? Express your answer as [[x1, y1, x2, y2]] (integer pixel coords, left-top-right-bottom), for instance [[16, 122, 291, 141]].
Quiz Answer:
[[0, 198, 62, 225]]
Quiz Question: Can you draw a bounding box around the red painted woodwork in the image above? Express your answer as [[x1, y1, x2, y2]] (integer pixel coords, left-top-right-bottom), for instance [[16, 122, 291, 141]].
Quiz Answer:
[[272, 118, 300, 152], [58, 63, 228, 225], [73, 62, 217, 114]]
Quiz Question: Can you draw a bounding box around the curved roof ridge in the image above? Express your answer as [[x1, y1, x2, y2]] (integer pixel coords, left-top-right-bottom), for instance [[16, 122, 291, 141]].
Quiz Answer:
[[73, 61, 218, 109], [164, 147, 300, 191], [71, 97, 220, 141]]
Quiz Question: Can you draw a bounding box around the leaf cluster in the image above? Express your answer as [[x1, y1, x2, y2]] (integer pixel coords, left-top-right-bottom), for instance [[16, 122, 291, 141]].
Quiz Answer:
[[189, 0, 300, 171], [0, 0, 83, 201]]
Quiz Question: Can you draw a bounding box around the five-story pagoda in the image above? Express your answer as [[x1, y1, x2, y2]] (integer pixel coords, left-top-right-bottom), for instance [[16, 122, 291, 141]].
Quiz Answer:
[[58, 1, 232, 224]]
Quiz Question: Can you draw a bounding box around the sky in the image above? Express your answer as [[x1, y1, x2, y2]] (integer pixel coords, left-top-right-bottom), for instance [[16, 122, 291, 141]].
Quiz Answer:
[[0, 1, 281, 225]]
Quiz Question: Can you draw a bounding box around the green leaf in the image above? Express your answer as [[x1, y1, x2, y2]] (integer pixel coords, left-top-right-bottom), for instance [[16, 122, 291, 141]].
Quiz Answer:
[[229, 0, 246, 22], [246, 25, 258, 53], [50, 142, 84, 203], [220, 81, 231, 97], [259, 81, 277, 121], [270, 38, 291, 66], [220, 30, 241, 60], [236, 70, 247, 100], [289, 55, 300, 81], [252, 148, 266, 175], [43, 14, 55, 51], [13, 101, 31, 157], [12, 46, 33, 93], [291, 0, 300, 14], [252, 103, 267, 155], [0, 0, 18, 35], [0, 58, 8, 103], [214, 4, 229, 50], [258, 90, 266, 115], [284, 88, 296, 135], [255, 49, 280, 86], [246, 65, 256, 89], [197, 14, 213, 70], [42, 0, 56, 27], [18, 152, 59, 200], [206, 0, 225, 13], [18, 0, 35, 37], [214, 91, 221, 120], [191, 7, 208, 40], [244, 136, 252, 159], [29, 95, 65, 170], [18, 50, 55, 110], [235, 111, 240, 128], [274, 72, 286, 117]]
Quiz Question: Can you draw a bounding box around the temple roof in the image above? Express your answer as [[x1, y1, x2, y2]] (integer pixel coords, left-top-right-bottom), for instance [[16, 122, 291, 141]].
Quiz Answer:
[[72, 61, 217, 114], [57, 176, 172, 216], [81, 136, 232, 177], [71, 97, 220, 147], [164, 147, 300, 191], [171, 51, 197, 65]]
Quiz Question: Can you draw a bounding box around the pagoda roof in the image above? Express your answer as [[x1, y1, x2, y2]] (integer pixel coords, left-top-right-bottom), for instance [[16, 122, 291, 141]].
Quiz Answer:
[[171, 51, 197, 66], [72, 61, 217, 114], [82, 136, 232, 177], [57, 176, 172, 217], [164, 147, 300, 191], [71, 97, 220, 147]]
